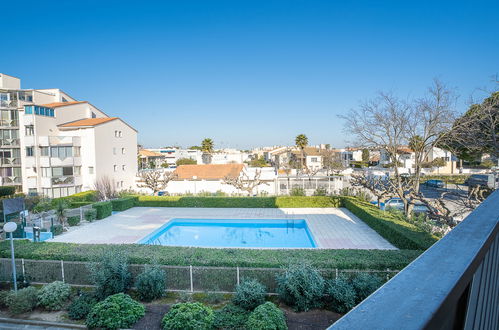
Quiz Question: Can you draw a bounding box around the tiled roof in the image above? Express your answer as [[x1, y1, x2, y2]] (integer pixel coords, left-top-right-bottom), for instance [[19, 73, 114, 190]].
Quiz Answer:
[[139, 149, 165, 157], [58, 117, 118, 127], [40, 101, 87, 108], [174, 164, 244, 180], [291, 147, 322, 156]]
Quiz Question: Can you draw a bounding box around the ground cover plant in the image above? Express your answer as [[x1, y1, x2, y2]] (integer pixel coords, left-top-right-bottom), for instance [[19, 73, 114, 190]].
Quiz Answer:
[[5, 287, 38, 315], [245, 302, 287, 330], [68, 292, 97, 320], [37, 281, 72, 310], [86, 293, 145, 329], [213, 303, 250, 329], [162, 302, 215, 330], [233, 278, 267, 310]]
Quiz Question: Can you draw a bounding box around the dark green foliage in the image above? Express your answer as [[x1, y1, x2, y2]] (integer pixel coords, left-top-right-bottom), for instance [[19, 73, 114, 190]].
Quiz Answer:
[[37, 281, 72, 310], [351, 272, 383, 303], [0, 290, 8, 308], [214, 304, 250, 329], [86, 293, 145, 329], [136, 196, 342, 208], [176, 157, 197, 166], [276, 263, 325, 312], [69, 201, 94, 208], [68, 292, 97, 320], [162, 302, 214, 330], [6, 286, 38, 315], [0, 186, 16, 197], [245, 302, 287, 330], [51, 224, 63, 236], [1, 240, 421, 270], [313, 187, 328, 196], [89, 250, 132, 299], [84, 208, 97, 222], [342, 197, 438, 250], [67, 215, 80, 226], [325, 277, 356, 313], [290, 187, 305, 196], [92, 201, 112, 219], [111, 196, 138, 211], [233, 278, 266, 311], [135, 264, 166, 301]]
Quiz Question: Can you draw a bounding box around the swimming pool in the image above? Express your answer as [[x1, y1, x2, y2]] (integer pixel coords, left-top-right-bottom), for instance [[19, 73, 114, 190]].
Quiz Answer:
[[138, 218, 317, 248]]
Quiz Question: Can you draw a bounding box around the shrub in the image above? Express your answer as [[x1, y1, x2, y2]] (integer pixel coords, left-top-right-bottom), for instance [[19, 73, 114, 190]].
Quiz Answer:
[[89, 250, 132, 299], [67, 215, 80, 226], [351, 273, 383, 304], [0, 186, 16, 197], [233, 278, 266, 311], [246, 302, 287, 330], [68, 292, 97, 320], [290, 187, 305, 196], [86, 293, 145, 329], [276, 262, 325, 312], [213, 304, 250, 330], [111, 196, 138, 211], [325, 277, 356, 314], [313, 187, 328, 196], [0, 290, 9, 308], [51, 224, 63, 236], [6, 286, 38, 315], [38, 281, 72, 310], [84, 208, 97, 222], [135, 264, 166, 301], [92, 201, 113, 219], [342, 197, 438, 250], [162, 302, 214, 330]]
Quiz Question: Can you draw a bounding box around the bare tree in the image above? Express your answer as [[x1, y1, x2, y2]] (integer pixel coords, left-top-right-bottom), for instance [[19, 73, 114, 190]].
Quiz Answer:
[[223, 169, 269, 196], [138, 170, 177, 195], [94, 176, 118, 200], [321, 149, 345, 175], [350, 172, 394, 207]]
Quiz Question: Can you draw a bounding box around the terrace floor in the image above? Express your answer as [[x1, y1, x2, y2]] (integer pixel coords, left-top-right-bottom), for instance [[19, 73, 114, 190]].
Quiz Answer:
[[49, 207, 396, 249]]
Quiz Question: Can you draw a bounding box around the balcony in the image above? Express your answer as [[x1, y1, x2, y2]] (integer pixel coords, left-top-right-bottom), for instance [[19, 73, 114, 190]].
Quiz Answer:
[[0, 157, 21, 166], [0, 139, 20, 147], [0, 119, 19, 128], [329, 190, 499, 330], [49, 136, 81, 146]]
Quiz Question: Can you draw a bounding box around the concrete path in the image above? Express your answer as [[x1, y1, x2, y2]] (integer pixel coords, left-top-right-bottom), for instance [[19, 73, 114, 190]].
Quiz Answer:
[[50, 207, 395, 250]]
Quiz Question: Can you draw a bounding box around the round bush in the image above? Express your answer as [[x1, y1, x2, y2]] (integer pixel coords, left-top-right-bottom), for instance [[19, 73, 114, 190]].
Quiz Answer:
[[233, 278, 266, 310], [86, 293, 145, 329], [246, 302, 287, 330], [84, 209, 97, 222], [67, 216, 80, 226], [162, 302, 214, 330], [6, 287, 38, 315], [213, 304, 249, 329], [276, 263, 325, 312], [38, 281, 72, 310], [135, 264, 166, 301], [68, 292, 97, 320], [325, 277, 356, 314], [352, 273, 383, 303]]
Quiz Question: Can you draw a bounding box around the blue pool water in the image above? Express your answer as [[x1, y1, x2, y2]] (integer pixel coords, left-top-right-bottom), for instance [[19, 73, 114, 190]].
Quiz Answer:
[[138, 218, 317, 248]]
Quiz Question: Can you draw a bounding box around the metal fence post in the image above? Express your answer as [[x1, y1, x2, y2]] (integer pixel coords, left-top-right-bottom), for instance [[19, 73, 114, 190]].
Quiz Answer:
[[190, 265, 193, 292], [61, 260, 65, 283], [237, 266, 240, 286], [386, 268, 390, 281], [21, 258, 25, 279], [336, 268, 338, 279]]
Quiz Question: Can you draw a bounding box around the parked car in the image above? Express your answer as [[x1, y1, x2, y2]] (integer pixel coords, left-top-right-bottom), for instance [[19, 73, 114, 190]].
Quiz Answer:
[[424, 179, 444, 188], [465, 174, 498, 190], [370, 198, 405, 211]]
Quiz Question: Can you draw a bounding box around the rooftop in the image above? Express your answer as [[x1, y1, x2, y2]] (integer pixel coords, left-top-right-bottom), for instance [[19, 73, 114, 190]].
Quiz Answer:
[[58, 117, 118, 128], [40, 101, 87, 108], [139, 149, 164, 157]]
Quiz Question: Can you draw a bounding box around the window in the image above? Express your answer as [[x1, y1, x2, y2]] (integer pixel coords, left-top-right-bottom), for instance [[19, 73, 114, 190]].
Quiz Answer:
[[113, 147, 116, 155], [40, 147, 49, 156], [121, 148, 125, 154], [91, 112, 96, 118], [51, 146, 72, 158], [24, 105, 54, 117], [115, 130, 118, 137], [51, 166, 73, 177], [25, 125, 34, 136], [119, 131, 122, 137], [122, 165, 126, 171], [311, 157, 318, 162], [88, 166, 94, 174], [26, 147, 34, 157], [41, 167, 50, 177], [114, 165, 117, 172]]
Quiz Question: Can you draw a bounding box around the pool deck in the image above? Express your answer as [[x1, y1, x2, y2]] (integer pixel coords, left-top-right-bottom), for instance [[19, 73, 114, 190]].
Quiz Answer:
[[50, 207, 396, 250]]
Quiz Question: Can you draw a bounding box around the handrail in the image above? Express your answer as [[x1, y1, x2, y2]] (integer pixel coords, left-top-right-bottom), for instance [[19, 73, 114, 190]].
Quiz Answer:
[[330, 190, 499, 330]]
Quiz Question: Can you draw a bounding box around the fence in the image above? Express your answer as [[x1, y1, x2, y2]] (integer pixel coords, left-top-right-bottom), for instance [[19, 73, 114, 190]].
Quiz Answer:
[[276, 176, 345, 196], [0, 258, 399, 294]]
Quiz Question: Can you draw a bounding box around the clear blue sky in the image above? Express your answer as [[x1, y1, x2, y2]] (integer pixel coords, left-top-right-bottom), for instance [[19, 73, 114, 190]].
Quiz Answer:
[[2, 0, 498, 149]]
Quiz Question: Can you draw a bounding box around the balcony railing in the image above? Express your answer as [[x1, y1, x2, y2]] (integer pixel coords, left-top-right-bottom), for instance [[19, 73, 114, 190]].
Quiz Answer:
[[0, 139, 20, 147], [329, 190, 499, 330], [0, 158, 21, 166]]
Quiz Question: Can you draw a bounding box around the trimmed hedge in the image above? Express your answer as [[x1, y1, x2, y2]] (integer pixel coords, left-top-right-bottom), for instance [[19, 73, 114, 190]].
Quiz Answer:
[[0, 186, 16, 197], [0, 240, 421, 270], [92, 201, 112, 219], [342, 197, 438, 250], [67, 216, 80, 227], [136, 196, 342, 208], [111, 196, 138, 211]]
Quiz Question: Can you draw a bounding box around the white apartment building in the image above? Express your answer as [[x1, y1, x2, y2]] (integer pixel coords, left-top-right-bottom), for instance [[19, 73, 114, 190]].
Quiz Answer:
[[0, 73, 137, 197]]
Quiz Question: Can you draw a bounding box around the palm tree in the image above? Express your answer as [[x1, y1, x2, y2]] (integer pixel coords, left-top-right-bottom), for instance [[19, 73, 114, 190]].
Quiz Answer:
[[201, 138, 214, 164], [295, 134, 308, 171]]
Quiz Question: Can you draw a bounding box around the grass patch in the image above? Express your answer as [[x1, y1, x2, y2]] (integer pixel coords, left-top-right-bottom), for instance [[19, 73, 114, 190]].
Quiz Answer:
[[0, 240, 421, 270]]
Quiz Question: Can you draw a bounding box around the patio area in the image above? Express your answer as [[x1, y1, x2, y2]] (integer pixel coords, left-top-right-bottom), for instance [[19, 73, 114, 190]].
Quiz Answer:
[[49, 207, 396, 249]]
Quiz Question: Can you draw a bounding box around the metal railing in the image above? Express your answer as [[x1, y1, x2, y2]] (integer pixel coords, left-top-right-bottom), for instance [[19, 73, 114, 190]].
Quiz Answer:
[[330, 190, 499, 330]]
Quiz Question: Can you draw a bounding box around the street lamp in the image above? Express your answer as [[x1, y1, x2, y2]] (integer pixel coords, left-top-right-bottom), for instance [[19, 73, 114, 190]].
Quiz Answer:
[[4, 222, 18, 291]]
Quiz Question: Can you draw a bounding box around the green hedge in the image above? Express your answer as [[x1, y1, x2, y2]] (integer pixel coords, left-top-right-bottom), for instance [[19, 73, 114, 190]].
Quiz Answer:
[[422, 174, 470, 185], [136, 196, 342, 208], [69, 201, 94, 208], [0, 186, 16, 197], [67, 216, 80, 226], [342, 197, 438, 250], [0, 241, 421, 270], [92, 201, 112, 220], [111, 197, 138, 211]]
